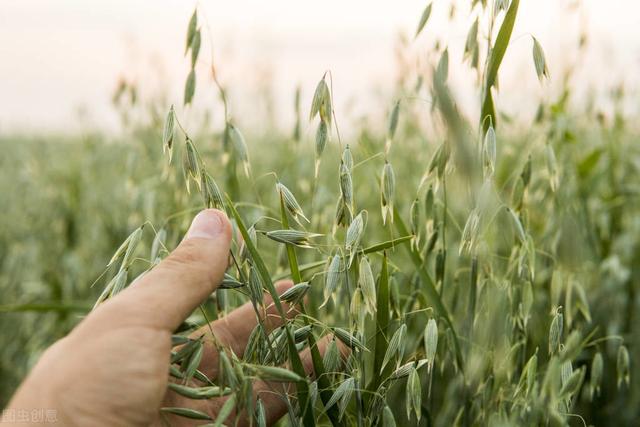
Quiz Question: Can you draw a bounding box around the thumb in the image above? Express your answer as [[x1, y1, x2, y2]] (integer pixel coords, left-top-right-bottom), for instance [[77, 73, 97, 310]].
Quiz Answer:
[[102, 209, 232, 331]]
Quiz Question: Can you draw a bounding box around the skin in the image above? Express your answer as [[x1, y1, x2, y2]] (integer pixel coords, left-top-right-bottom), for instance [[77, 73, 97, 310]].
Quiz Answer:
[[7, 209, 347, 426]]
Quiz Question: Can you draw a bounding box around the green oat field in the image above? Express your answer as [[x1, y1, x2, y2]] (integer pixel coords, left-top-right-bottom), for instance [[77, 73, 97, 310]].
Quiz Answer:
[[1, 1, 639, 425]]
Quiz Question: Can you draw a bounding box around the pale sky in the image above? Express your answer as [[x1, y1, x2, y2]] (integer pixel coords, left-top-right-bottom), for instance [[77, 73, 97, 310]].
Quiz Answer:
[[0, 0, 639, 134]]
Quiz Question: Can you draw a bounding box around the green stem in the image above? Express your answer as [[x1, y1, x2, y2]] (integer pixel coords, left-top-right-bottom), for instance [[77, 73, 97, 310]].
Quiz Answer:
[[279, 194, 342, 427], [393, 206, 464, 372], [366, 252, 390, 413], [226, 197, 315, 426]]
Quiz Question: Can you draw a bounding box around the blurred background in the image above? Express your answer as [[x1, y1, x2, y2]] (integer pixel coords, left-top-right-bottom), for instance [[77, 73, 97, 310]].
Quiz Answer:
[[1, 0, 639, 135]]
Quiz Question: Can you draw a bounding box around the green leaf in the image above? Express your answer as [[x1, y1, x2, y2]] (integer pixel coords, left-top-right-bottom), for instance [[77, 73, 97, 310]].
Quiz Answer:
[[414, 2, 433, 38], [480, 0, 520, 130], [364, 235, 413, 254], [371, 253, 390, 387]]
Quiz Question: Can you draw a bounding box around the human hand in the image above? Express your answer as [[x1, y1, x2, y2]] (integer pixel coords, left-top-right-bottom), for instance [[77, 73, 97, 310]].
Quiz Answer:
[[7, 209, 346, 426]]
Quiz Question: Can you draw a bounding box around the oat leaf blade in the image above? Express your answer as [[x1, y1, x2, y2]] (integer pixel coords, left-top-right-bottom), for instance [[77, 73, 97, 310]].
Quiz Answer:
[[481, 0, 520, 130]]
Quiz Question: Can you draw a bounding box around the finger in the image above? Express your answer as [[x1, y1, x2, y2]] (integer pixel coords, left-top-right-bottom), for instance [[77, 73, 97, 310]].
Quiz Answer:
[[250, 335, 350, 426], [97, 209, 232, 332], [189, 281, 299, 378], [160, 335, 350, 427]]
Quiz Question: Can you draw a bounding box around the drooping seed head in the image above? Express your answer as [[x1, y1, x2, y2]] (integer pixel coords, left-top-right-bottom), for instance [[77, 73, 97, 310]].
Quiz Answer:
[[256, 399, 266, 427], [358, 256, 376, 314], [322, 254, 342, 307], [228, 123, 251, 177], [108, 225, 145, 267], [246, 364, 305, 383], [560, 366, 585, 400], [484, 125, 496, 175], [350, 287, 365, 331], [381, 161, 396, 224], [390, 361, 417, 380], [264, 229, 322, 248], [162, 105, 175, 161], [381, 324, 407, 373], [248, 265, 264, 307], [325, 377, 355, 419], [383, 406, 396, 427], [464, 18, 479, 64], [522, 353, 537, 396], [410, 198, 421, 249], [532, 36, 550, 82], [428, 142, 450, 180], [406, 365, 422, 421], [184, 68, 196, 105], [333, 327, 366, 352], [548, 307, 563, 355], [108, 268, 129, 298], [293, 325, 313, 343], [310, 77, 331, 126], [201, 172, 224, 210], [190, 29, 201, 68], [276, 182, 309, 224], [346, 211, 367, 265], [121, 225, 144, 269], [424, 318, 438, 371], [182, 138, 200, 193], [387, 101, 400, 141], [617, 345, 630, 388], [459, 209, 480, 255], [424, 185, 434, 220], [279, 282, 311, 306], [240, 225, 257, 264], [315, 120, 329, 159], [185, 9, 198, 53], [150, 228, 166, 261], [341, 144, 353, 171], [334, 198, 352, 228], [323, 339, 341, 373], [220, 273, 245, 289], [507, 207, 526, 244], [339, 161, 353, 212]]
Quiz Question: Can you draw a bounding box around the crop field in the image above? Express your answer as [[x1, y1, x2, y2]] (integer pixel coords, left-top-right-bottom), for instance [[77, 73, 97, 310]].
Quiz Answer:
[[1, 1, 638, 426]]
